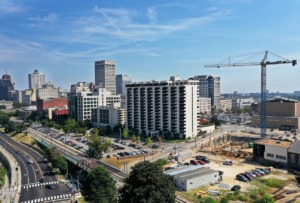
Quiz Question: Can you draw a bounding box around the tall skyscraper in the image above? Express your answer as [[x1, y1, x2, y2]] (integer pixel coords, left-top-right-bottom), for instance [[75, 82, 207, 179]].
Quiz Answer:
[[192, 75, 220, 110], [0, 73, 14, 101], [28, 70, 45, 89], [95, 60, 116, 95], [116, 74, 132, 95]]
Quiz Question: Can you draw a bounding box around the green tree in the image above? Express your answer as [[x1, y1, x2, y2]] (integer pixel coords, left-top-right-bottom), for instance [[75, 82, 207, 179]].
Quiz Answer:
[[45, 147, 60, 163], [157, 135, 163, 149], [210, 115, 221, 126], [90, 128, 99, 136], [83, 166, 116, 203], [131, 135, 137, 143], [136, 136, 141, 144], [77, 127, 87, 135], [63, 118, 78, 133], [0, 114, 10, 126], [88, 135, 110, 159], [122, 129, 129, 139], [255, 194, 275, 203], [4, 122, 16, 133], [119, 161, 176, 203], [105, 125, 112, 135], [16, 123, 27, 133], [145, 137, 153, 146], [155, 159, 168, 168], [53, 155, 67, 174], [13, 102, 25, 108]]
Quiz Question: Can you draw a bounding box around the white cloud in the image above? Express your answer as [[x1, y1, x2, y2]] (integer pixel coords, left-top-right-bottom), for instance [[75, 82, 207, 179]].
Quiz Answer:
[[28, 13, 58, 27], [147, 7, 157, 24], [0, 1, 26, 15]]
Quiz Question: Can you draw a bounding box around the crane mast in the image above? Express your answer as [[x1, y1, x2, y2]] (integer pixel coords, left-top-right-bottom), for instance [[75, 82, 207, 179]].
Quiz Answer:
[[205, 51, 297, 138]]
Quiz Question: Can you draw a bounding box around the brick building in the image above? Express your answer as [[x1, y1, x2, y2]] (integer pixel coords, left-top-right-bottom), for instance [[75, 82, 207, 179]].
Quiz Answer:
[[37, 98, 68, 113], [252, 98, 300, 130]]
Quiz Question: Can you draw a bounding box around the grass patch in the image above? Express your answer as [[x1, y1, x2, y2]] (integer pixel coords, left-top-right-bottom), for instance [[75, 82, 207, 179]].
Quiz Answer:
[[10, 132, 32, 144], [256, 177, 285, 188], [177, 187, 208, 202], [102, 157, 142, 169], [78, 197, 88, 203], [0, 167, 6, 188], [163, 139, 183, 143], [0, 128, 4, 133]]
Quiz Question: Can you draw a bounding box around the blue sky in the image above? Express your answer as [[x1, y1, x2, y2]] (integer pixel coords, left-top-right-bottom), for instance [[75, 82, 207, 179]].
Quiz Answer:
[[1, 0, 300, 93]]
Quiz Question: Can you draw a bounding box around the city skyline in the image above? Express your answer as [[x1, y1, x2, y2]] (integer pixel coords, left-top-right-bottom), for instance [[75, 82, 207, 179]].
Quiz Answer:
[[1, 0, 300, 93]]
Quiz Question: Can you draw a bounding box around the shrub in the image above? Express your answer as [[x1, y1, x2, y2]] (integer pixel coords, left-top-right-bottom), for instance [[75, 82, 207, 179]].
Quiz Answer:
[[258, 178, 284, 188], [220, 197, 229, 203]]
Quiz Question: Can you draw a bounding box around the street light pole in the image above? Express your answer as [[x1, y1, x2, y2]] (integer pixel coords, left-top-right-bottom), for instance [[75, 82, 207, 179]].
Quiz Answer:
[[119, 129, 122, 141]]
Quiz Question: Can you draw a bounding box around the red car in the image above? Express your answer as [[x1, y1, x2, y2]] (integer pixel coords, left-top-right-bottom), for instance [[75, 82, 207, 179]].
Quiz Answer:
[[197, 160, 206, 165], [190, 160, 198, 165]]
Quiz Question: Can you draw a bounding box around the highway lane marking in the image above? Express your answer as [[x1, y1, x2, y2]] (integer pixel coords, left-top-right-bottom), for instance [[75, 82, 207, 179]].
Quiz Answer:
[[21, 181, 59, 189], [0, 134, 44, 179], [0, 135, 31, 185]]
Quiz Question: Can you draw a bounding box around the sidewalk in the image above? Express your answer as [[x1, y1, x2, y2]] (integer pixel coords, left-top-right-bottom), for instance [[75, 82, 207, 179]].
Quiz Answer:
[[0, 146, 22, 203]]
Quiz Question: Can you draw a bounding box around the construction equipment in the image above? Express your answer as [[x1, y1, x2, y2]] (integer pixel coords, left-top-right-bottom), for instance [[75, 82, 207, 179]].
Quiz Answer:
[[205, 51, 297, 138]]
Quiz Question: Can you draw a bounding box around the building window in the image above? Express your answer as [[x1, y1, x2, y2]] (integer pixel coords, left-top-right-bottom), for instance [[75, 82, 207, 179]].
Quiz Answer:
[[267, 153, 274, 158], [276, 155, 286, 160], [290, 154, 296, 163]]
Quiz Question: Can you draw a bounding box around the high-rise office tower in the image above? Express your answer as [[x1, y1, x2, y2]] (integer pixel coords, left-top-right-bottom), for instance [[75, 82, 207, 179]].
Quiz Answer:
[[0, 73, 14, 101], [192, 75, 220, 110], [116, 74, 132, 95], [28, 70, 45, 89], [95, 60, 116, 95]]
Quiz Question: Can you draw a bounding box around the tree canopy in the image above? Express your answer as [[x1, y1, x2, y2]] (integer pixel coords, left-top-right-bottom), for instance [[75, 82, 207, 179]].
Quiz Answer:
[[83, 166, 116, 203], [88, 135, 111, 158], [119, 161, 176, 203]]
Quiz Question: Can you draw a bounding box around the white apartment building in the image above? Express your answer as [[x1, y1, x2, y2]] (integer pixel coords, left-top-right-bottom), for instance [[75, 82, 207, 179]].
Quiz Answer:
[[220, 99, 232, 112], [126, 76, 199, 139], [73, 88, 121, 121], [0, 100, 13, 109], [95, 60, 116, 95], [198, 97, 211, 114], [232, 98, 254, 109], [36, 82, 60, 100], [70, 82, 91, 93], [28, 70, 45, 90], [92, 103, 126, 128]]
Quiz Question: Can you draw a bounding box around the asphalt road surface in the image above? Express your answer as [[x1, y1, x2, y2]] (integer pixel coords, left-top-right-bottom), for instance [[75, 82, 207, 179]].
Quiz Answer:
[[0, 132, 72, 203]]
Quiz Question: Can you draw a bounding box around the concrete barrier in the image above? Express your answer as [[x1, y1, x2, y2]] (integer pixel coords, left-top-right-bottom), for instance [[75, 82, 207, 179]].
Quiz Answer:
[[0, 146, 22, 203]]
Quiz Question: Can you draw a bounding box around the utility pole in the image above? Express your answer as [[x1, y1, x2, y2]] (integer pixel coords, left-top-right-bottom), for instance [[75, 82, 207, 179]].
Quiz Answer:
[[119, 129, 122, 141]]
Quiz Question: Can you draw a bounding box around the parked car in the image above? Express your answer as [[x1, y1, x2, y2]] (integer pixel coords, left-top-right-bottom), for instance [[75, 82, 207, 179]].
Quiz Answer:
[[288, 169, 298, 175], [241, 173, 253, 181], [223, 160, 232, 166], [197, 160, 206, 165], [218, 170, 224, 176], [251, 170, 261, 177], [190, 160, 198, 165], [196, 155, 210, 163], [258, 168, 270, 174], [255, 169, 266, 175], [236, 174, 248, 182], [245, 171, 256, 178], [231, 185, 241, 191]]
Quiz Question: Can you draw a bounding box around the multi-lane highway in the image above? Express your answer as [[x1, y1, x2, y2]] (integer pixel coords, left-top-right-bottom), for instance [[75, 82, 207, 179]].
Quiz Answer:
[[0, 132, 72, 203]]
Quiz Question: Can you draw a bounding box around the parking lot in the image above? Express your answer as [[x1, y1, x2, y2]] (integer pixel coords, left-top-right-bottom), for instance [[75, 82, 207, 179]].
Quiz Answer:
[[35, 127, 159, 160]]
